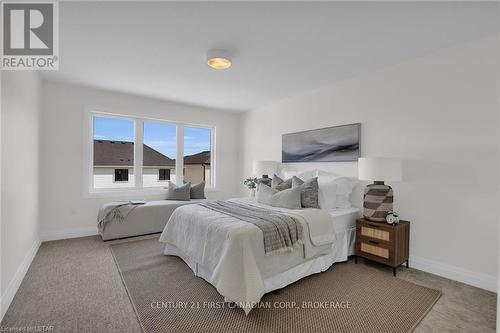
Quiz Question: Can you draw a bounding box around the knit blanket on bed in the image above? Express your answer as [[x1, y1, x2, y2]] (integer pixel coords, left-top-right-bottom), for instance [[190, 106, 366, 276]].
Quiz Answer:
[[198, 200, 303, 255]]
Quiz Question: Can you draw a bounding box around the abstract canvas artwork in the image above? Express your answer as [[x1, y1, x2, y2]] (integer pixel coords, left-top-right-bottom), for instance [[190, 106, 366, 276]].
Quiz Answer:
[[282, 123, 360, 162]]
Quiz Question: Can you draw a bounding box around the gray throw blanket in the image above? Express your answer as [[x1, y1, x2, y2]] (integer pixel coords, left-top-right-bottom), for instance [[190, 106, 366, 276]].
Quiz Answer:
[[198, 200, 303, 256], [97, 201, 145, 233]]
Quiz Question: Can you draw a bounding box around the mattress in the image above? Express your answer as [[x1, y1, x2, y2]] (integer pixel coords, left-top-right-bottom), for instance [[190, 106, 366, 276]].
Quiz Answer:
[[329, 207, 361, 232]]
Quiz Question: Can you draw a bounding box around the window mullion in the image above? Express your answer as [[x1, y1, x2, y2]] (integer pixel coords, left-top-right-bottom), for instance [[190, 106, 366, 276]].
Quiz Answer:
[[135, 119, 144, 189], [176, 124, 184, 185]]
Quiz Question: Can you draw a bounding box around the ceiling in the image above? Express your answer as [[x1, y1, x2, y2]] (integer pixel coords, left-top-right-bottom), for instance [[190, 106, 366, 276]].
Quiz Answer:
[[43, 1, 499, 112]]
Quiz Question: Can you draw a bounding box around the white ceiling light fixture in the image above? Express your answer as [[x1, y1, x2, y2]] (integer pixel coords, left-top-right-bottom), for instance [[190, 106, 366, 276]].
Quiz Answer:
[[206, 49, 232, 70]]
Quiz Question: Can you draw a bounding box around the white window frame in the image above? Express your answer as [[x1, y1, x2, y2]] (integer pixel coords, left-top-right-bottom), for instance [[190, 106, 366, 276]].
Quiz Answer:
[[83, 108, 216, 197]]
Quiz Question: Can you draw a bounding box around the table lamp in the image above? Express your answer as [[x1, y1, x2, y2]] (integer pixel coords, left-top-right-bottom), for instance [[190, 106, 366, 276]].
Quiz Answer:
[[252, 160, 278, 186]]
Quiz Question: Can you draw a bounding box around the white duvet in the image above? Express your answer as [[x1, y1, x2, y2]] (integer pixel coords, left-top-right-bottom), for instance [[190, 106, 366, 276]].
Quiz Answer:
[[159, 198, 336, 314]]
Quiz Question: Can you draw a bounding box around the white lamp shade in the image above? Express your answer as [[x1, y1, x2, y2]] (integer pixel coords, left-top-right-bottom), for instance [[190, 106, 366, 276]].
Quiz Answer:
[[358, 157, 402, 182], [252, 160, 278, 176]]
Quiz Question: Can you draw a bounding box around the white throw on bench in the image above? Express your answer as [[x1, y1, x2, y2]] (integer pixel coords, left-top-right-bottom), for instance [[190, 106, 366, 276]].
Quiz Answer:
[[99, 199, 206, 241]]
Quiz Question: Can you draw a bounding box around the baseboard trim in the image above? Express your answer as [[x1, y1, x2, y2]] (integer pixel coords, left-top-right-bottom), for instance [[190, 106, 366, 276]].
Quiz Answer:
[[40, 227, 98, 242], [0, 238, 41, 321], [409, 255, 497, 293]]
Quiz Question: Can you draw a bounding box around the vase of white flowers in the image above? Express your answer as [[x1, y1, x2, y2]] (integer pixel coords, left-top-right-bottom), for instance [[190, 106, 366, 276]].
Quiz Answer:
[[243, 177, 258, 197]]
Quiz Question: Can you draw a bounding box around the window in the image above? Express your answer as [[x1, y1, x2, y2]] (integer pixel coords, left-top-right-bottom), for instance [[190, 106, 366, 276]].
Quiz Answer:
[[158, 169, 170, 181], [184, 126, 212, 186], [143, 122, 176, 187], [87, 111, 215, 194], [93, 116, 134, 189], [114, 169, 129, 182]]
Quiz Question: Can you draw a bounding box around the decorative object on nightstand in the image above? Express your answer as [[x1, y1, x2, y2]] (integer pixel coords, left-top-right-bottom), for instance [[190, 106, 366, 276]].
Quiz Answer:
[[355, 218, 410, 276], [386, 211, 399, 224], [358, 157, 402, 222], [243, 177, 258, 197], [252, 160, 279, 187]]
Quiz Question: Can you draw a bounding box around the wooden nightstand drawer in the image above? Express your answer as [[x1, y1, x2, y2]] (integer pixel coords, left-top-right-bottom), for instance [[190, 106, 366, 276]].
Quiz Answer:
[[357, 236, 392, 265], [360, 241, 389, 259], [355, 218, 410, 276], [360, 225, 392, 242], [357, 221, 395, 242]]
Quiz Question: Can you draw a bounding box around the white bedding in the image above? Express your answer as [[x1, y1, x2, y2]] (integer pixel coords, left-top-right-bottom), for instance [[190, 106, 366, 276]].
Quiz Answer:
[[328, 207, 360, 231], [159, 198, 358, 314]]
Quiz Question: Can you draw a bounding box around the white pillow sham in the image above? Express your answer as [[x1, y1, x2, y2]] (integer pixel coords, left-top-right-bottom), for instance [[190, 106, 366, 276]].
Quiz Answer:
[[317, 177, 338, 210], [316, 170, 356, 209]]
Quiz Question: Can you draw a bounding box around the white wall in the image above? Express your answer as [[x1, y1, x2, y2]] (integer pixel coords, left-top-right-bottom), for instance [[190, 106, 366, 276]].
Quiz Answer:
[[93, 167, 136, 189], [242, 37, 499, 289], [184, 164, 210, 186], [142, 168, 175, 188], [39, 81, 242, 237], [93, 167, 177, 188], [1, 72, 41, 316]]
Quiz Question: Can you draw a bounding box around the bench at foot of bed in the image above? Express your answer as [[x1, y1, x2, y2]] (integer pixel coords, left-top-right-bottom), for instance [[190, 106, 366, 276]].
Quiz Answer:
[[100, 199, 206, 241]]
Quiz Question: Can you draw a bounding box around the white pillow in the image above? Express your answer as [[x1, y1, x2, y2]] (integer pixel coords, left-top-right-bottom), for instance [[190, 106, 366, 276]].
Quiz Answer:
[[316, 170, 356, 209], [334, 177, 356, 209], [317, 177, 338, 210]]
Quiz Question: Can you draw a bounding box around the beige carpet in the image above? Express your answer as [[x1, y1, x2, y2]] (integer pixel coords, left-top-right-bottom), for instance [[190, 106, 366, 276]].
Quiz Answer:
[[110, 238, 441, 333], [1, 237, 142, 332]]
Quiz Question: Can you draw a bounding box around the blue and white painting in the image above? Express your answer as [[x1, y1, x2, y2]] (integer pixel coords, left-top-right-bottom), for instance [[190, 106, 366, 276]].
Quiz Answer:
[[282, 123, 360, 162]]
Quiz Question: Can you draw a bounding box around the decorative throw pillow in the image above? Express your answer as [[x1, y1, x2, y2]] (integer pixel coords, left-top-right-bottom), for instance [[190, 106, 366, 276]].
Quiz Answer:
[[190, 181, 206, 199], [271, 174, 292, 191], [292, 176, 319, 209], [256, 184, 302, 209], [316, 170, 356, 209], [166, 181, 191, 201]]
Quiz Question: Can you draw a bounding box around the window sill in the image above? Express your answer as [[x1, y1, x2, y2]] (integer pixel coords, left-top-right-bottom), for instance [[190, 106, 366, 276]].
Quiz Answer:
[[83, 187, 219, 199]]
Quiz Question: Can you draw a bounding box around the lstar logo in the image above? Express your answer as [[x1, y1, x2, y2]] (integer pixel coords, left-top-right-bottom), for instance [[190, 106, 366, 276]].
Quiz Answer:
[[1, 1, 59, 70]]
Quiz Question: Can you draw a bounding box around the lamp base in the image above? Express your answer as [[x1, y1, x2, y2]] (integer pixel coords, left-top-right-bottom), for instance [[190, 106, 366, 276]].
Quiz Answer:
[[363, 181, 393, 222], [257, 175, 272, 187]]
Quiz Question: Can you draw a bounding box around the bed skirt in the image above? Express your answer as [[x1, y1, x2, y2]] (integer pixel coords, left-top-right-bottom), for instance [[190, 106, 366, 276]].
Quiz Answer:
[[164, 226, 356, 294]]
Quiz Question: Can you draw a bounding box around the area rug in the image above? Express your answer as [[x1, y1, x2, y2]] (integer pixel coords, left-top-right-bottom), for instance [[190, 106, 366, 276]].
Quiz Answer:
[[110, 238, 440, 333]]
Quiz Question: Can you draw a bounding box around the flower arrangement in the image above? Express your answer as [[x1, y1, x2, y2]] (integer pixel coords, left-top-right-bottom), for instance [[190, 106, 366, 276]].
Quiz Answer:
[[243, 177, 258, 190]]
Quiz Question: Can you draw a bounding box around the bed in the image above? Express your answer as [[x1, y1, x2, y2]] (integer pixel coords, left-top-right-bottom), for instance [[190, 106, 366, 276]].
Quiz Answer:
[[159, 197, 360, 314]]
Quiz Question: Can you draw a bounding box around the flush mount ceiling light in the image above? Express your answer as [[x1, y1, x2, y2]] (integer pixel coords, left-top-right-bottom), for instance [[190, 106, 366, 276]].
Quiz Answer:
[[206, 49, 232, 70]]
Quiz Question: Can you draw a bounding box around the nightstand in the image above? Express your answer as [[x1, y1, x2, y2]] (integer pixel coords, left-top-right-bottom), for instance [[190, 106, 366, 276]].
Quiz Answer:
[[354, 218, 410, 276]]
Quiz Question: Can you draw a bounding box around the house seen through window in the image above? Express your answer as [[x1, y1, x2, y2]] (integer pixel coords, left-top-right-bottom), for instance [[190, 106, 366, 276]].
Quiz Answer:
[[143, 121, 176, 187], [114, 169, 129, 182], [93, 117, 135, 189], [158, 169, 170, 181], [184, 126, 212, 186], [91, 114, 214, 191]]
